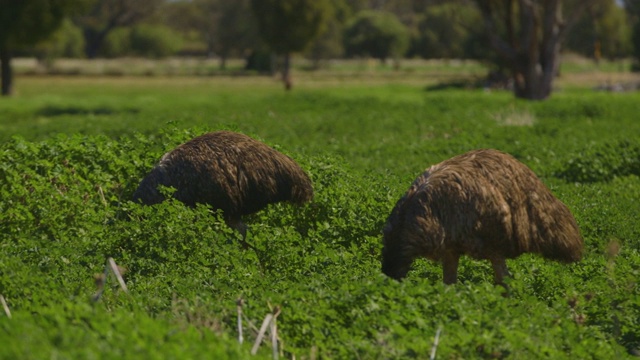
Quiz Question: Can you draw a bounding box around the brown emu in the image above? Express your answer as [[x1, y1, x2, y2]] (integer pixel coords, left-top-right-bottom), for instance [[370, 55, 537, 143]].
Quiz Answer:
[[382, 149, 583, 285], [133, 131, 313, 241]]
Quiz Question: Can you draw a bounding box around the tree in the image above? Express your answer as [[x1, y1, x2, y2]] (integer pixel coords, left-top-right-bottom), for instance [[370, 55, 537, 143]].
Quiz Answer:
[[0, 0, 87, 96], [411, 4, 481, 59], [304, 0, 352, 68], [566, 0, 632, 61], [344, 10, 410, 64], [633, 21, 640, 69], [210, 0, 258, 69], [251, 0, 333, 90], [474, 0, 600, 100], [160, 0, 258, 69], [624, 0, 640, 69], [74, 0, 162, 58]]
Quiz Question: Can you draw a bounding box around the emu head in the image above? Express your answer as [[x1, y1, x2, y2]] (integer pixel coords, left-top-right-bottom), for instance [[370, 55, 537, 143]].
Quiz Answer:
[[381, 214, 413, 281], [132, 166, 169, 205]]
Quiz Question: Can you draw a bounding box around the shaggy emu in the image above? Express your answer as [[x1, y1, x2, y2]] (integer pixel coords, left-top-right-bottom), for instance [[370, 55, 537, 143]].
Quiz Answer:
[[133, 131, 313, 241], [382, 149, 583, 285]]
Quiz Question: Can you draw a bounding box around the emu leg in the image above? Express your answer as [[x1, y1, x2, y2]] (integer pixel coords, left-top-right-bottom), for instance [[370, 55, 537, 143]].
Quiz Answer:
[[225, 218, 253, 250], [442, 252, 460, 285], [489, 256, 511, 285]]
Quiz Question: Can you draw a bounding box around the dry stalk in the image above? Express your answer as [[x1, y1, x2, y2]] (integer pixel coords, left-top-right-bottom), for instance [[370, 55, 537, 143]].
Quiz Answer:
[[271, 306, 282, 360], [430, 326, 443, 360], [91, 261, 110, 302], [92, 258, 128, 302], [251, 313, 274, 355], [97, 185, 107, 206], [237, 298, 244, 344], [251, 306, 282, 357], [0, 295, 11, 319], [108, 257, 128, 293]]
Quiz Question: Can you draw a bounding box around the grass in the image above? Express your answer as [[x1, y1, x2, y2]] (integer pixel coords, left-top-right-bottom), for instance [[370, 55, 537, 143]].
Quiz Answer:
[[1, 59, 639, 358]]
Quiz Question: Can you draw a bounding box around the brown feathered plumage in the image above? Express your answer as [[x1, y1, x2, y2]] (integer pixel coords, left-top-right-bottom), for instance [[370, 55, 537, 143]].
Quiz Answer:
[[133, 131, 313, 239], [382, 149, 583, 285]]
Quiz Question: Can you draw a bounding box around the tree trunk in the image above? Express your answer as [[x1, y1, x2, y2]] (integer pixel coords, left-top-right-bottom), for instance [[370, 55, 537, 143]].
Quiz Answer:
[[0, 45, 13, 96], [476, 0, 596, 100], [282, 53, 292, 91], [83, 27, 111, 59], [512, 59, 555, 100]]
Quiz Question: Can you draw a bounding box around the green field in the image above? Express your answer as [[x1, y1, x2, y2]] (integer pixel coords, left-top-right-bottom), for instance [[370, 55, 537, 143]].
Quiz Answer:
[[1, 72, 639, 359]]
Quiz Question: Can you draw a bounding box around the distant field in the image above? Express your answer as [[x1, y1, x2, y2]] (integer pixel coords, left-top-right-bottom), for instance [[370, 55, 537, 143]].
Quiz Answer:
[[10, 55, 640, 85], [0, 65, 639, 358]]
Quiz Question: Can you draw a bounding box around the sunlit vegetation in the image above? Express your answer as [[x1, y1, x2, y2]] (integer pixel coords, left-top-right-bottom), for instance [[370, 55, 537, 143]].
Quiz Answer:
[[1, 76, 639, 358]]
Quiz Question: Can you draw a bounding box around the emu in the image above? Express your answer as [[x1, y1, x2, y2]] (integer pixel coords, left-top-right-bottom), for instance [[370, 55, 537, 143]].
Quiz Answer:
[[133, 131, 313, 242], [382, 149, 583, 285]]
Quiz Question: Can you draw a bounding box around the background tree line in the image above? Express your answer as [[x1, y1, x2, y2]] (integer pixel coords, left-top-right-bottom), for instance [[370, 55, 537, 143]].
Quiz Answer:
[[2, 0, 640, 98]]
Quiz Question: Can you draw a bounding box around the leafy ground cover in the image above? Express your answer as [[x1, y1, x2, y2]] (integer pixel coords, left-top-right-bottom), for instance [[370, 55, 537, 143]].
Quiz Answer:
[[1, 74, 639, 358]]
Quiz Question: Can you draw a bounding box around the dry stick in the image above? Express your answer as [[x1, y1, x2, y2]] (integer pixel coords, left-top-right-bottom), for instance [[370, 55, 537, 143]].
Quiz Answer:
[[430, 326, 443, 360], [0, 295, 11, 319], [243, 313, 260, 333], [251, 313, 274, 355], [270, 306, 282, 360], [237, 298, 244, 344], [271, 319, 278, 360], [108, 257, 128, 293], [91, 261, 111, 302], [97, 185, 107, 206]]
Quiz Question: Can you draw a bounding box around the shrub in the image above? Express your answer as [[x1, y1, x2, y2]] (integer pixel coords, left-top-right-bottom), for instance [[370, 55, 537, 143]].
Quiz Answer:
[[410, 4, 481, 60], [101, 24, 183, 58], [32, 19, 85, 65], [556, 140, 640, 183], [130, 24, 183, 59], [102, 28, 133, 58], [344, 10, 410, 63]]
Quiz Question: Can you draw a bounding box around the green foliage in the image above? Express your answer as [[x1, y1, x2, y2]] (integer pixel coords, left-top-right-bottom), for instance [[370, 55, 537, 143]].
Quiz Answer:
[[102, 28, 133, 58], [101, 25, 183, 58], [0, 302, 253, 359], [1, 80, 640, 357], [557, 140, 640, 183], [344, 10, 410, 62]]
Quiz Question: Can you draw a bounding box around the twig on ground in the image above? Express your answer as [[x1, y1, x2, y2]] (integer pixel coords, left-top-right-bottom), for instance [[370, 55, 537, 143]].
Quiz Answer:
[[237, 298, 244, 344], [251, 313, 274, 355], [108, 257, 128, 293], [430, 326, 443, 360], [1, 295, 11, 319], [91, 261, 110, 302], [250, 305, 282, 358], [97, 185, 107, 206], [242, 314, 260, 333], [92, 258, 128, 302], [270, 306, 281, 360]]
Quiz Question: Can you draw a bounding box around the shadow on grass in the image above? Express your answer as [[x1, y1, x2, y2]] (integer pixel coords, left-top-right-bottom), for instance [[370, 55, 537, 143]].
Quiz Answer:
[[36, 106, 140, 117], [424, 80, 480, 92], [424, 72, 512, 92]]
